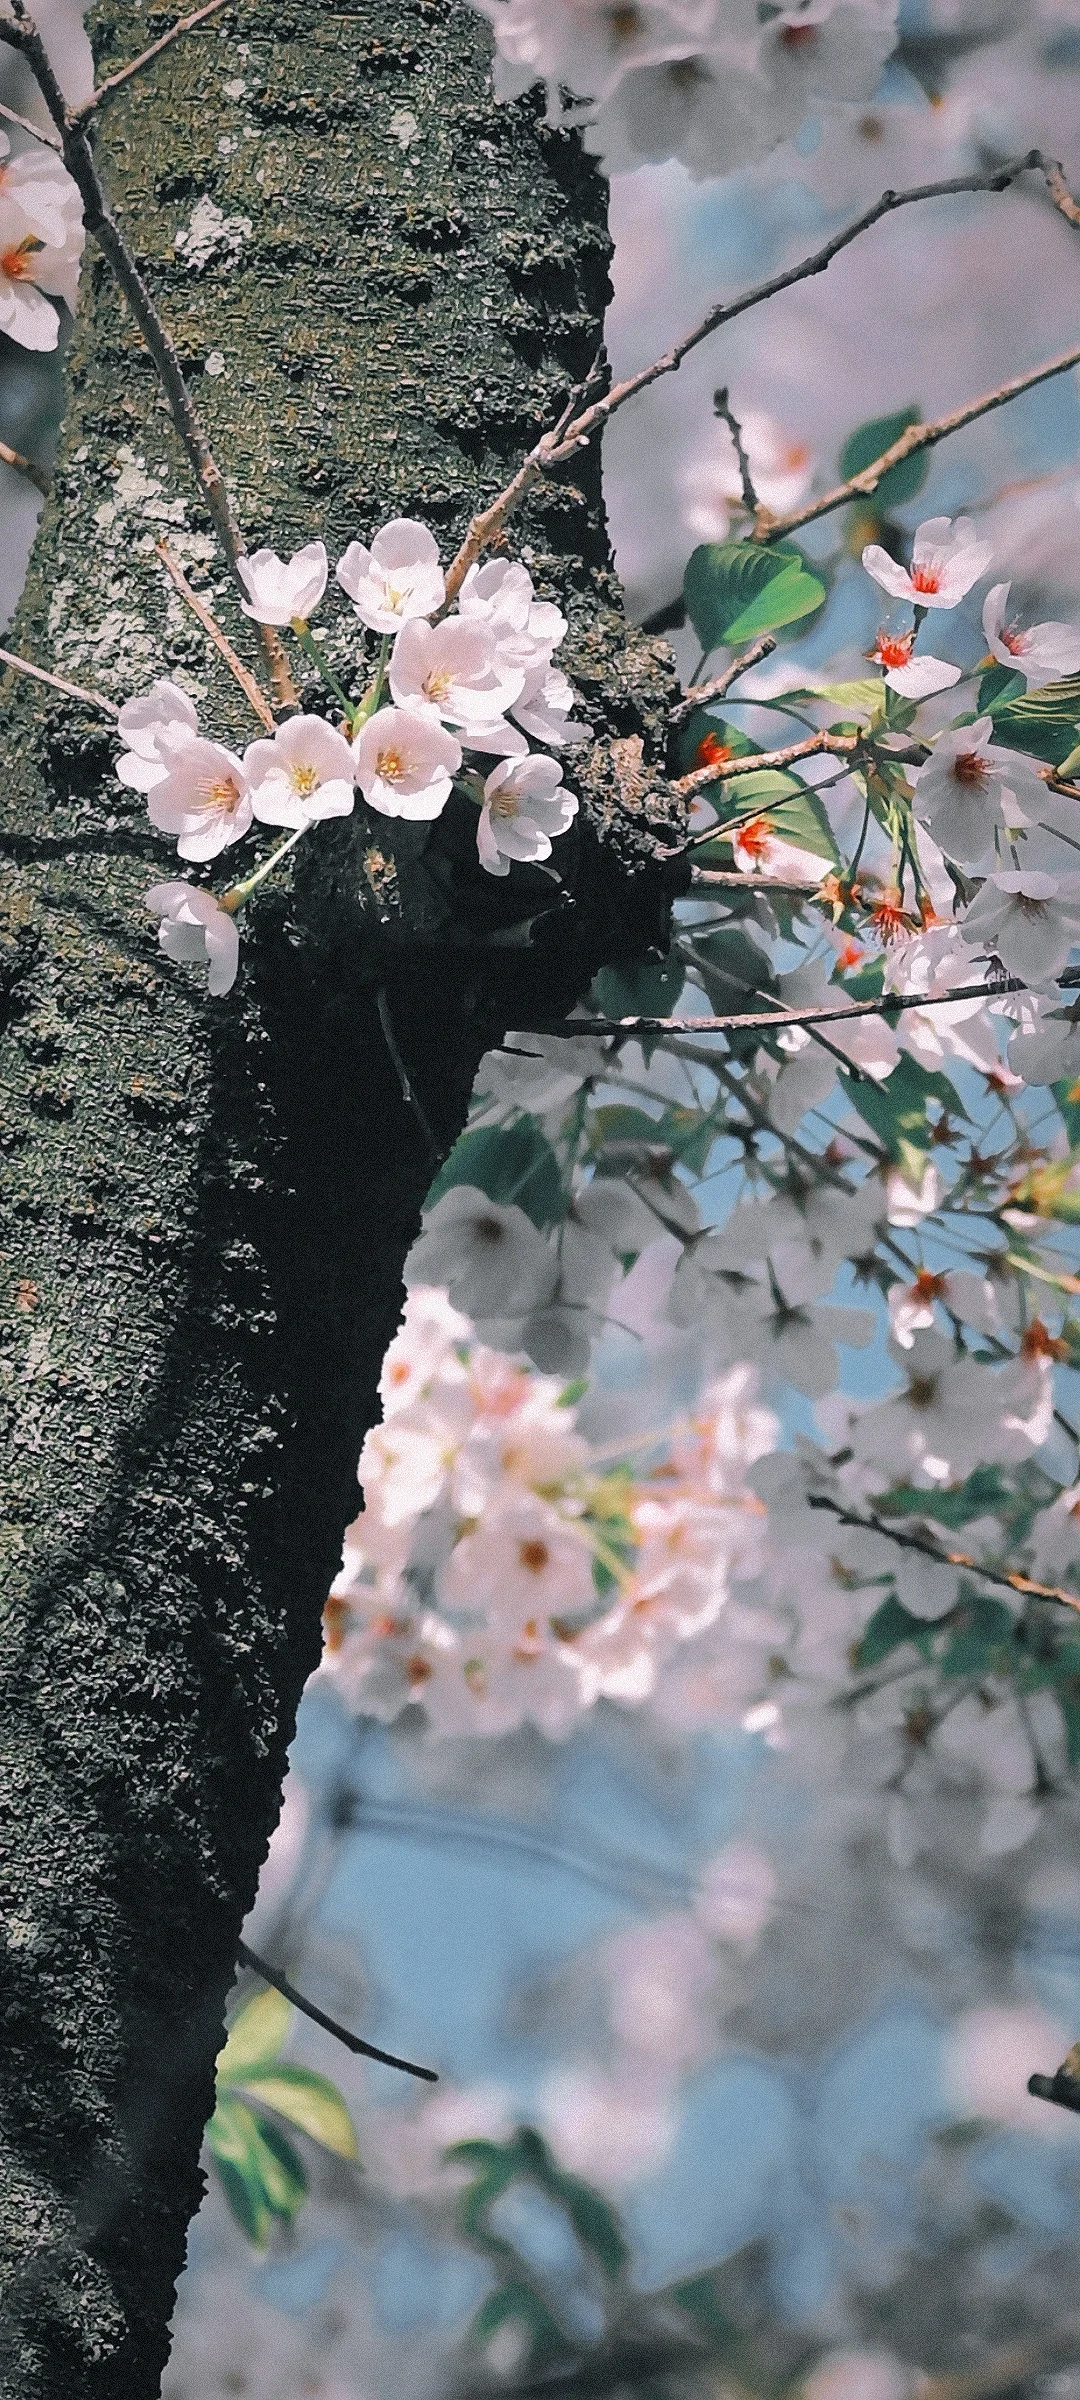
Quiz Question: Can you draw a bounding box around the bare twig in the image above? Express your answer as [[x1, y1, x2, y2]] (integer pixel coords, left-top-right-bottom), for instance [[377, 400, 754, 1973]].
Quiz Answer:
[[442, 352, 607, 604], [668, 634, 777, 727], [677, 728, 861, 806], [690, 868, 826, 893], [71, 0, 231, 122], [809, 1492, 1080, 1617], [714, 384, 758, 515], [0, 2, 296, 709], [0, 91, 61, 145], [236, 1941, 438, 2081], [0, 644, 119, 714], [0, 435, 48, 494], [376, 987, 439, 1168], [441, 151, 1080, 582], [516, 974, 1038, 1039], [155, 539, 275, 731], [756, 339, 1080, 543]]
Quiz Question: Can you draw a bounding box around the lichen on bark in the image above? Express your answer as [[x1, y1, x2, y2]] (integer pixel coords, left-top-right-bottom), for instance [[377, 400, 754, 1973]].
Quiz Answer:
[[0, 4, 682, 2392]]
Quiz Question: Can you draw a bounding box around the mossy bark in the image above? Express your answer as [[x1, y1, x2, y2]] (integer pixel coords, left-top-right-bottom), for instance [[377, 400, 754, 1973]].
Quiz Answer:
[[0, 4, 682, 2391]]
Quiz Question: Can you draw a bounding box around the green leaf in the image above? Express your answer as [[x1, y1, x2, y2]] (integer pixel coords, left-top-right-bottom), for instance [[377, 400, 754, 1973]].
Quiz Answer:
[[239, 2067, 359, 2160], [977, 665, 1025, 713], [207, 2092, 308, 2246], [987, 671, 1080, 765], [842, 1053, 965, 1185], [592, 953, 685, 1022], [856, 1593, 934, 1668], [215, 1987, 290, 2085], [839, 405, 927, 510], [809, 676, 886, 723], [750, 782, 840, 869], [668, 2269, 740, 2352], [427, 1120, 564, 1229], [587, 1103, 666, 1161], [546, 2169, 629, 2281], [470, 2283, 566, 2367], [656, 1103, 719, 1178], [875, 1467, 1011, 1530], [683, 539, 825, 657], [1054, 1077, 1080, 1146], [938, 1594, 1016, 1678]]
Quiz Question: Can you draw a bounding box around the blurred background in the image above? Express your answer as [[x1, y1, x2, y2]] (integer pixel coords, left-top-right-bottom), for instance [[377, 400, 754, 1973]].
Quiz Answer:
[[8, 4, 1080, 2396]]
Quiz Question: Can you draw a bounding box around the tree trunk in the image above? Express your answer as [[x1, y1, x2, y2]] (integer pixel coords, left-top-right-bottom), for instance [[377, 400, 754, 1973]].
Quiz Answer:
[[0, 4, 681, 2391]]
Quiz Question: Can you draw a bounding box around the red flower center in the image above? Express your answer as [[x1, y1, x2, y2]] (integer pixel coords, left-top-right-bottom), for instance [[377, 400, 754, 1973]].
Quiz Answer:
[[909, 564, 942, 594], [951, 750, 988, 787]]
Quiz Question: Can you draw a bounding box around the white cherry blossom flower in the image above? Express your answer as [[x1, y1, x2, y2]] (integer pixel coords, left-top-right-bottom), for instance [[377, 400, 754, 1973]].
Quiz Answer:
[[237, 539, 327, 625], [586, 49, 779, 183], [758, 3, 896, 107], [0, 136, 83, 254], [243, 713, 356, 827], [457, 557, 566, 669], [866, 627, 961, 698], [982, 581, 1080, 686], [442, 1492, 596, 1636], [731, 814, 833, 884], [405, 1186, 558, 1320], [888, 1266, 1000, 1348], [352, 704, 461, 820], [680, 408, 814, 544], [962, 869, 1080, 988], [911, 718, 1046, 869], [510, 659, 590, 748], [884, 925, 999, 1074], [862, 515, 993, 610], [1005, 990, 1080, 1085], [388, 616, 524, 728], [478, 754, 578, 877], [145, 880, 239, 997], [116, 681, 199, 793], [337, 518, 444, 632], [0, 187, 80, 350], [147, 736, 253, 862]]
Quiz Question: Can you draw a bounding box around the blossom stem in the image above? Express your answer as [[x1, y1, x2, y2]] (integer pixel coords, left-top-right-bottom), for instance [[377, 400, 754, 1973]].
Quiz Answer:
[[236, 1943, 437, 2080], [669, 635, 778, 727], [290, 619, 355, 720], [0, 434, 49, 494], [156, 538, 276, 731], [219, 822, 308, 912], [350, 635, 391, 731]]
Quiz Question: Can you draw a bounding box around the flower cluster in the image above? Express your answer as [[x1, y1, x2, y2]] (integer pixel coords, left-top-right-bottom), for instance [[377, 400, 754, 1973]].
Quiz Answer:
[[0, 133, 83, 352], [322, 1286, 776, 1739], [471, 0, 899, 181], [123, 521, 586, 996]]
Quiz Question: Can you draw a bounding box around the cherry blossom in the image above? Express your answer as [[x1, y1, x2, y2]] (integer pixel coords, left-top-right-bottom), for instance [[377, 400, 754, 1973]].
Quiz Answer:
[[115, 681, 199, 793], [243, 715, 356, 827], [146, 735, 253, 862], [477, 755, 578, 877], [680, 408, 814, 544], [237, 539, 328, 626], [352, 705, 461, 820], [910, 718, 1046, 869], [388, 616, 525, 729], [961, 868, 1080, 987], [442, 1492, 596, 1634], [337, 518, 445, 632], [888, 1266, 1000, 1348], [866, 626, 962, 697], [509, 659, 591, 749], [0, 186, 82, 351], [144, 881, 240, 997], [405, 1188, 558, 1321], [457, 558, 567, 670], [862, 514, 993, 610], [982, 580, 1080, 685]]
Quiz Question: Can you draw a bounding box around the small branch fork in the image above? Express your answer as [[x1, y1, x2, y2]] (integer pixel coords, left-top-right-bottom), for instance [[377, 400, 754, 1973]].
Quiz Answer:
[[0, 0, 297, 709], [713, 385, 759, 516], [517, 971, 1063, 1039], [156, 538, 276, 730], [668, 633, 777, 727], [807, 1492, 1080, 1618], [677, 728, 861, 806], [236, 1941, 438, 2082], [443, 149, 1080, 590], [70, 0, 230, 123]]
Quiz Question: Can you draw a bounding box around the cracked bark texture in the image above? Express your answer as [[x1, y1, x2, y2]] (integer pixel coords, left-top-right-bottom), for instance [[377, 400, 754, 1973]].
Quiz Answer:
[[0, 3, 684, 2392]]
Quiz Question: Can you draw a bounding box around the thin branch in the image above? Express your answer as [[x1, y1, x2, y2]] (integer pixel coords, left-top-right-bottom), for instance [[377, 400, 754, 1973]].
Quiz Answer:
[[0, 91, 61, 145], [676, 728, 860, 806], [0, 643, 119, 714], [155, 539, 275, 731], [0, 434, 48, 494], [375, 987, 439, 1168], [756, 339, 1080, 543], [714, 384, 758, 515], [441, 350, 607, 604], [690, 869, 824, 893], [71, 0, 231, 122], [809, 1492, 1080, 1617], [668, 634, 777, 727], [440, 151, 1080, 588], [516, 974, 1038, 1039], [0, 2, 297, 709], [236, 1941, 438, 2081]]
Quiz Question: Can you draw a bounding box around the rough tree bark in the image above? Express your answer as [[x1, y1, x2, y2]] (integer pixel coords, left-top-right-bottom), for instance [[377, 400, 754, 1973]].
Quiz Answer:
[[0, 3, 683, 2391]]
